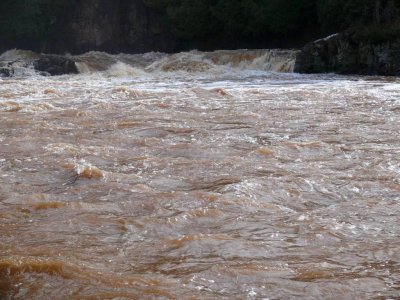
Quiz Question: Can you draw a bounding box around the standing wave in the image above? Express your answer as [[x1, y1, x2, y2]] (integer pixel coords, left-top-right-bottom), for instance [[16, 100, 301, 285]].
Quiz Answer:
[[0, 49, 298, 78]]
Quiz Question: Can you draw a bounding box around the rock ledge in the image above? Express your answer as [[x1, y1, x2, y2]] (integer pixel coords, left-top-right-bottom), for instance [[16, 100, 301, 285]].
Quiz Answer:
[[294, 32, 400, 76]]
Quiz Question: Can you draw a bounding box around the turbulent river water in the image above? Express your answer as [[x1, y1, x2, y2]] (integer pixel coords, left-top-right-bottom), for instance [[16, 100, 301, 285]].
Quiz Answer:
[[0, 49, 400, 299]]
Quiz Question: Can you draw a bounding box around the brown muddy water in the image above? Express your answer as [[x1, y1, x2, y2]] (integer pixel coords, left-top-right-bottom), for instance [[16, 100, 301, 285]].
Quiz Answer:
[[1, 50, 400, 299]]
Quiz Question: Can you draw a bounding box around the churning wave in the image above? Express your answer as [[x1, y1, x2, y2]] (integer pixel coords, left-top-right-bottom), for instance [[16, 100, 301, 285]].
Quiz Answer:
[[0, 49, 297, 78]]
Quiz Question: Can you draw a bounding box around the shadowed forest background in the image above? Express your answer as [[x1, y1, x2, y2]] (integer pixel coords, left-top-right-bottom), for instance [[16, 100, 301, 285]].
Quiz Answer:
[[0, 0, 399, 53]]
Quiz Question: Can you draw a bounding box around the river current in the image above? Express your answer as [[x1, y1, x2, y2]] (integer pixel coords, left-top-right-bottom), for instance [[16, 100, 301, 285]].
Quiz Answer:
[[0, 49, 400, 299]]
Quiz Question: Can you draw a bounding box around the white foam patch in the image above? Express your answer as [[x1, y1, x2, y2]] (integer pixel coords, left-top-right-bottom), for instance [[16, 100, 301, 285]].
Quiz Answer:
[[104, 62, 148, 77]]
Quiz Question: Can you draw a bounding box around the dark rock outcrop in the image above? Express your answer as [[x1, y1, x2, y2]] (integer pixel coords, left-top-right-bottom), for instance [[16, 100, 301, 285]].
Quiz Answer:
[[0, 0, 175, 55], [33, 55, 79, 76], [61, 0, 175, 54], [0, 60, 32, 77], [294, 32, 400, 76], [0, 68, 11, 77]]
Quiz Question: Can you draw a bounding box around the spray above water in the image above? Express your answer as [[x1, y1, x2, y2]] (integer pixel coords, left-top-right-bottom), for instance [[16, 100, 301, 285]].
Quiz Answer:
[[76, 49, 298, 75], [0, 49, 40, 77], [0, 49, 298, 78]]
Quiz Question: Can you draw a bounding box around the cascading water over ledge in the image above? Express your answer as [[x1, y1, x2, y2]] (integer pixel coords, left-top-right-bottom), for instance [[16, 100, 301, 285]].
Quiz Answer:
[[0, 49, 298, 78]]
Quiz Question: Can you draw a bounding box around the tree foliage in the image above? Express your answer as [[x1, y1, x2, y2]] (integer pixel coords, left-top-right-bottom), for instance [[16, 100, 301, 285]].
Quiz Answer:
[[143, 0, 318, 38], [0, 0, 76, 42], [144, 0, 400, 38], [317, 0, 400, 32], [0, 0, 398, 50]]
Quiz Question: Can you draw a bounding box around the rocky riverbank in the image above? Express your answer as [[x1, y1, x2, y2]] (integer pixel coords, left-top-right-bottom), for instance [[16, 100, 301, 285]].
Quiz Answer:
[[294, 31, 400, 76], [0, 52, 78, 77]]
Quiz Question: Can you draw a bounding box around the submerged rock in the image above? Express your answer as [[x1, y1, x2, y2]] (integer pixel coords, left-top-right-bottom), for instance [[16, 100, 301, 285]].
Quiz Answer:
[[0, 60, 14, 77], [0, 60, 28, 77], [0, 50, 78, 77], [294, 32, 400, 76], [0, 67, 11, 77], [33, 55, 79, 76]]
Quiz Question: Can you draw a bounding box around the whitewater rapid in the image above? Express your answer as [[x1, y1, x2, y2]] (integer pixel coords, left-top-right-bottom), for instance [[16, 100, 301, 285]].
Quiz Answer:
[[0, 48, 297, 78], [1, 49, 400, 299]]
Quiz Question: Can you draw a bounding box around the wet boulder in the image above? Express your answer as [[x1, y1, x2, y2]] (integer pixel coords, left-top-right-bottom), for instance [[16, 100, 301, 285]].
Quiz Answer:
[[0, 60, 33, 77], [0, 61, 12, 77], [0, 67, 11, 77], [33, 54, 79, 76], [294, 32, 400, 76], [294, 33, 343, 74]]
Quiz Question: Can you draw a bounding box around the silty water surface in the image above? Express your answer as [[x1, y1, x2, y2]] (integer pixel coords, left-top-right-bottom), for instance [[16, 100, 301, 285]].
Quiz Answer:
[[0, 50, 400, 299]]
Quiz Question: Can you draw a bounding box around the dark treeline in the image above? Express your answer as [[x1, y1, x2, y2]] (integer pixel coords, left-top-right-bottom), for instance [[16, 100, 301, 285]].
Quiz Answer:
[[0, 0, 77, 46], [145, 0, 400, 38], [0, 0, 399, 53]]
